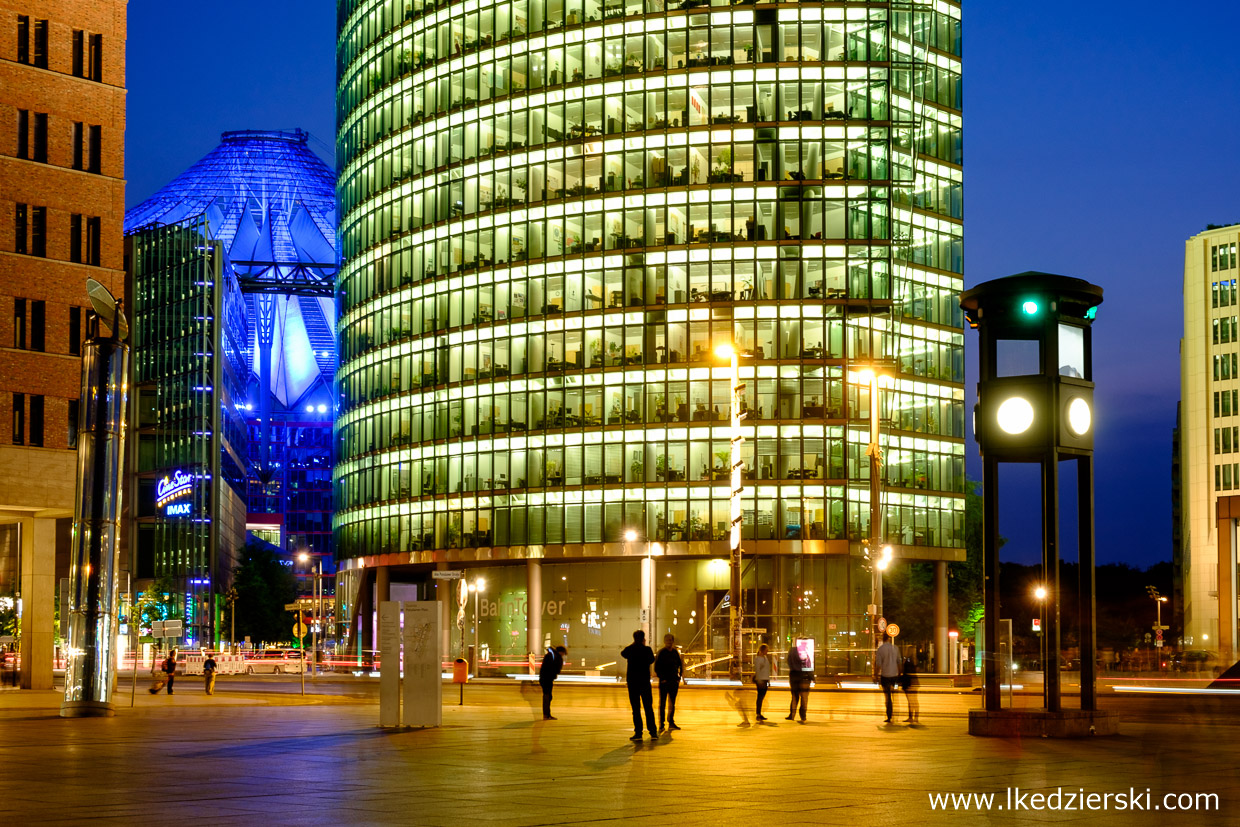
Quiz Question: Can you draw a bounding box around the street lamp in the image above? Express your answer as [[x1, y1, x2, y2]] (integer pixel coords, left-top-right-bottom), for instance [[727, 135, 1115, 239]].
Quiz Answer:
[[298, 553, 322, 677], [468, 577, 486, 675], [851, 365, 894, 655], [714, 342, 745, 681], [1034, 585, 1047, 685], [1146, 586, 1168, 669]]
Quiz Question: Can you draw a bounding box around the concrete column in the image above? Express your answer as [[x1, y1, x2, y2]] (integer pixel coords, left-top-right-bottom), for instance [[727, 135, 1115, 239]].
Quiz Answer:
[[934, 560, 949, 674], [436, 561, 451, 666], [640, 555, 653, 641], [19, 517, 55, 690], [374, 565, 390, 659], [526, 559, 542, 669]]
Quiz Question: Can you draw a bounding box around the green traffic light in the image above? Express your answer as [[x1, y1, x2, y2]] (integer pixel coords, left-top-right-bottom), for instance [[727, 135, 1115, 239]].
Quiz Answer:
[[1021, 300, 1039, 316]]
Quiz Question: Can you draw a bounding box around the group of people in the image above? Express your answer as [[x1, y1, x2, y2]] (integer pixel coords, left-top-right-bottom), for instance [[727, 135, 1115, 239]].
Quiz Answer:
[[148, 653, 218, 696], [540, 630, 920, 736]]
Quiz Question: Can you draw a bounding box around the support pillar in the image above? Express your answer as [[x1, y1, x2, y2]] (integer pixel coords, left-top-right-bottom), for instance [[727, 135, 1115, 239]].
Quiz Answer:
[[934, 560, 948, 674], [436, 561, 451, 667], [1043, 452, 1061, 713], [527, 559, 542, 665], [1078, 455, 1097, 711], [982, 454, 1000, 712], [640, 555, 653, 642], [374, 565, 390, 661], [356, 568, 373, 665], [19, 517, 55, 690]]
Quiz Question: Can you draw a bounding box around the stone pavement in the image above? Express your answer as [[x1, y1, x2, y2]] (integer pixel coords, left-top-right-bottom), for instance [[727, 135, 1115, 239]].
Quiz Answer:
[[0, 682, 1236, 826]]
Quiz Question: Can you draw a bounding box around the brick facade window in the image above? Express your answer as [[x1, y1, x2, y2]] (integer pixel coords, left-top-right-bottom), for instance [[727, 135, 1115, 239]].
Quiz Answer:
[[14, 204, 27, 254], [16, 109, 28, 159], [17, 15, 29, 64], [33, 19, 47, 69], [12, 394, 24, 445], [28, 395, 43, 447]]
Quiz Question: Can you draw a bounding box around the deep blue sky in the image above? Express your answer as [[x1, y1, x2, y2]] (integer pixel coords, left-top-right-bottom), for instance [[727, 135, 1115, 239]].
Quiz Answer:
[[127, 1, 1236, 568]]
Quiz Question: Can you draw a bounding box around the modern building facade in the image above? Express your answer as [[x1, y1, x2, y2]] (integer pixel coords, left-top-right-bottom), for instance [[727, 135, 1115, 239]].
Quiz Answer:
[[125, 130, 338, 646], [0, 1, 126, 687], [1181, 225, 1240, 658], [334, 0, 963, 675]]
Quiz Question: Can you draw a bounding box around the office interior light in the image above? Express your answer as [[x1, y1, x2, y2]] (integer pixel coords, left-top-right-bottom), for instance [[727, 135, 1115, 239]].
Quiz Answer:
[[996, 396, 1035, 435], [1066, 396, 1091, 436]]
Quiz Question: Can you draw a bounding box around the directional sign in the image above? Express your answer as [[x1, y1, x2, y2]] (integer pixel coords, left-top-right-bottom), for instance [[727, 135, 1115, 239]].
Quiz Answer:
[[433, 570, 464, 580], [284, 603, 302, 611], [151, 620, 183, 638], [292, 622, 308, 638]]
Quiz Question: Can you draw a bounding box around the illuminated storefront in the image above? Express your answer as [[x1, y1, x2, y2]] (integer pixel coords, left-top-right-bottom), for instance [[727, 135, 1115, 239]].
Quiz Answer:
[[334, 0, 963, 674]]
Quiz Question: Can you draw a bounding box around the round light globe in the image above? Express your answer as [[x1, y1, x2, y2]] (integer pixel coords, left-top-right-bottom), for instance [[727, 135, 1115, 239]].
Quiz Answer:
[[996, 396, 1035, 435], [1066, 396, 1091, 436]]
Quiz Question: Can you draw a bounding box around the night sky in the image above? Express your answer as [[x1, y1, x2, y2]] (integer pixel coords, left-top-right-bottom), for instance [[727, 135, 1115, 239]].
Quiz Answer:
[[126, 1, 1238, 569]]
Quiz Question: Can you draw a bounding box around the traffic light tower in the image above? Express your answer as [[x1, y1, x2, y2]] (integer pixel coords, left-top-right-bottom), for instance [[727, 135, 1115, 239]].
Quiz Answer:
[[961, 272, 1117, 737]]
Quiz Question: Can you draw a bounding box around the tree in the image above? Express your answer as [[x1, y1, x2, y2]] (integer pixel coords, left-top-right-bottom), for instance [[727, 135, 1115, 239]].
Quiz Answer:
[[134, 574, 180, 632], [232, 542, 297, 647]]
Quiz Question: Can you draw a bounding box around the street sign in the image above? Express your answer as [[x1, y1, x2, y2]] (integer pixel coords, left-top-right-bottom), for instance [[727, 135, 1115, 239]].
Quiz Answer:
[[743, 627, 768, 634], [885, 623, 900, 638], [284, 603, 302, 611], [433, 570, 464, 580], [1154, 640, 1164, 648], [151, 620, 182, 638], [292, 622, 308, 638], [1032, 618, 1042, 632], [877, 617, 887, 632]]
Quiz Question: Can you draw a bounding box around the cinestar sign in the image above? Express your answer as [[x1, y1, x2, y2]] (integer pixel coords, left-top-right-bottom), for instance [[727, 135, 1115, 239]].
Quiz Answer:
[[156, 469, 194, 508]]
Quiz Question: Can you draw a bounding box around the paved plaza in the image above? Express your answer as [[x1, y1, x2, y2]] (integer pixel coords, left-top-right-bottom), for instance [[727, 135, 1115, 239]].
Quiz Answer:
[[1, 680, 1236, 826]]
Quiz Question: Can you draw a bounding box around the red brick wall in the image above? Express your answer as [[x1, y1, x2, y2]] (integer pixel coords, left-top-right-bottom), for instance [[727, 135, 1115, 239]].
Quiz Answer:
[[0, 1, 125, 455]]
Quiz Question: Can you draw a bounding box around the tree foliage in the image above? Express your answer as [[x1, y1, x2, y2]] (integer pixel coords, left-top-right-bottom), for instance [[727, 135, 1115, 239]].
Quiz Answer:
[[232, 542, 297, 647]]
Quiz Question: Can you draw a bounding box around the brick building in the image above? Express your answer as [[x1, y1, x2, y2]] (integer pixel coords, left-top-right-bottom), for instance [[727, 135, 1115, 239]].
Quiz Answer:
[[0, 1, 125, 688]]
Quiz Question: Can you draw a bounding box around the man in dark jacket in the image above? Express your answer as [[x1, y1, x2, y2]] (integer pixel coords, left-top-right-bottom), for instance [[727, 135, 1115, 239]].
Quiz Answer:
[[621, 630, 657, 740], [539, 645, 567, 719], [654, 634, 684, 732], [160, 653, 177, 695], [786, 643, 809, 722]]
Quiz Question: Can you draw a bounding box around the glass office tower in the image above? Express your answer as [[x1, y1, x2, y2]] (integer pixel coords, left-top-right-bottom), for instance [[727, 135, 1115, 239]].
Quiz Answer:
[[335, 0, 963, 674]]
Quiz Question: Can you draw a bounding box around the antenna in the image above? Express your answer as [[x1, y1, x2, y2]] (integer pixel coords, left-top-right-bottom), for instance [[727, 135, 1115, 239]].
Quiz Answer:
[[85, 278, 128, 341]]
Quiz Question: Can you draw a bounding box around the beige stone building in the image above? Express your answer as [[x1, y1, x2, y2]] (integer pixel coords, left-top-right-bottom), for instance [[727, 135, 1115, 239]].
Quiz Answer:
[[0, 1, 126, 688], [1181, 225, 1240, 660]]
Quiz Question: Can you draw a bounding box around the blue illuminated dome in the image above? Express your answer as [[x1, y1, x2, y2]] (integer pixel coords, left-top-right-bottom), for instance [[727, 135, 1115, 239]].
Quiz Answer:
[[125, 129, 338, 411]]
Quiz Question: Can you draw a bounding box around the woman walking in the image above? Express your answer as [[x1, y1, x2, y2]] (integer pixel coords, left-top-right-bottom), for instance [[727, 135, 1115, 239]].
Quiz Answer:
[[753, 643, 775, 721]]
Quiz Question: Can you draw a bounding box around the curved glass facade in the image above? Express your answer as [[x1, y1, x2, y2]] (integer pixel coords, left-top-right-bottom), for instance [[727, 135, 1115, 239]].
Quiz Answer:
[[335, 0, 962, 672]]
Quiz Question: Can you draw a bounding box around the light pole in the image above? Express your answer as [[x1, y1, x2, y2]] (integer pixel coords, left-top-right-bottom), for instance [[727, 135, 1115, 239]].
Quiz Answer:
[[626, 529, 652, 641], [1034, 585, 1047, 687], [225, 587, 237, 655], [1147, 586, 1168, 670], [853, 366, 892, 656], [714, 343, 746, 681], [298, 553, 321, 677], [468, 577, 486, 675]]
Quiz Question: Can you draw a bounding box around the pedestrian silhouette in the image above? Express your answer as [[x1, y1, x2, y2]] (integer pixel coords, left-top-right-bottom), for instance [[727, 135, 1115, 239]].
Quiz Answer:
[[621, 630, 657, 740], [874, 635, 900, 722], [654, 634, 684, 732], [539, 645, 567, 719], [753, 643, 775, 721], [901, 655, 920, 723]]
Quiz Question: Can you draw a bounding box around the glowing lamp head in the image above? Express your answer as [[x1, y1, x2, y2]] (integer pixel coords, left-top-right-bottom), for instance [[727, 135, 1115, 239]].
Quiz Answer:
[[714, 343, 736, 360], [1034, 586, 1047, 600], [1021, 299, 1040, 316], [297, 553, 310, 564], [624, 530, 638, 542], [1066, 396, 1091, 436], [877, 558, 889, 571], [996, 396, 1035, 435]]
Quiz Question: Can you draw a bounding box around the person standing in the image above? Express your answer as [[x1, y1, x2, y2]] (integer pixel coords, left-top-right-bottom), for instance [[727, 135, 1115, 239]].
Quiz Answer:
[[753, 643, 775, 721], [621, 630, 657, 741], [785, 643, 809, 722], [654, 634, 684, 732], [901, 655, 920, 723], [874, 635, 901, 722], [539, 645, 567, 719], [160, 652, 177, 695], [203, 653, 218, 695]]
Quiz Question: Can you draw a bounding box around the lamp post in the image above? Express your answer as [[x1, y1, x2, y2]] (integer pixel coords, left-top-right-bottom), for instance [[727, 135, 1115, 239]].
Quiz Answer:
[[714, 343, 745, 681], [853, 366, 892, 655], [298, 553, 322, 677], [1034, 585, 1047, 688], [1146, 586, 1167, 669], [468, 577, 486, 675], [626, 529, 652, 641]]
